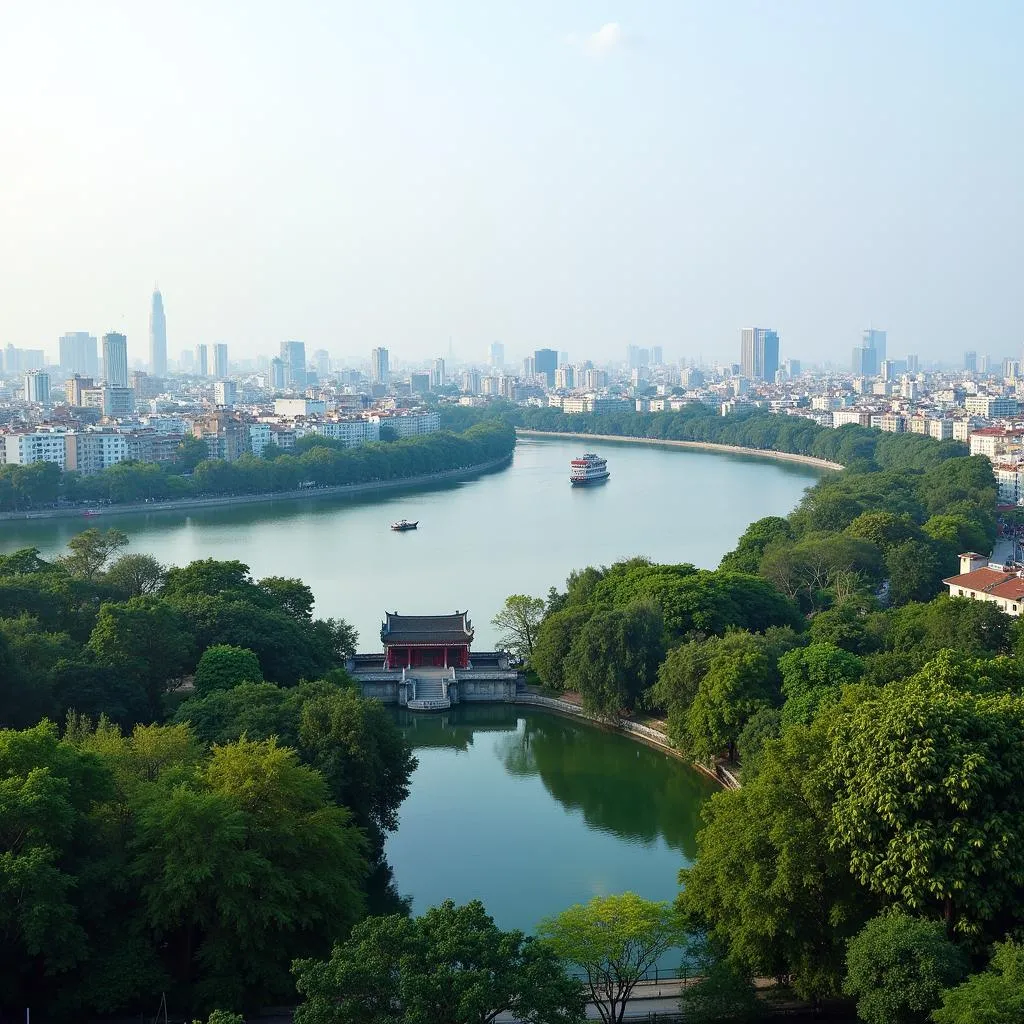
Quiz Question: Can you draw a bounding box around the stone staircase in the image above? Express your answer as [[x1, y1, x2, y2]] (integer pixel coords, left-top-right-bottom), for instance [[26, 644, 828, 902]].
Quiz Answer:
[[407, 668, 452, 711]]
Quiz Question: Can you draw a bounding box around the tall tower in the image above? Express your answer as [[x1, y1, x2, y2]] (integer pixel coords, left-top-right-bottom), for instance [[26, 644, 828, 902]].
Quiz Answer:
[[371, 347, 390, 385], [280, 340, 307, 389], [102, 332, 129, 387], [195, 344, 209, 377], [739, 328, 779, 381], [149, 289, 167, 376], [214, 343, 229, 378]]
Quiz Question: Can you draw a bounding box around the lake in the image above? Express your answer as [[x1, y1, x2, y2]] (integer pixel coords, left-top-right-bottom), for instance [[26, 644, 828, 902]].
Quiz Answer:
[[0, 435, 821, 648]]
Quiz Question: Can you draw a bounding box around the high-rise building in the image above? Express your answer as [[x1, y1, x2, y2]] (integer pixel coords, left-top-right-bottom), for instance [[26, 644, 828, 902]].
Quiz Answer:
[[651, 346, 664, 366], [195, 344, 209, 377], [214, 380, 238, 407], [65, 375, 94, 406], [863, 329, 887, 366], [149, 290, 167, 376], [784, 358, 801, 378], [555, 366, 575, 389], [214, 343, 229, 378], [852, 346, 875, 376], [964, 351, 978, 373], [270, 357, 286, 390], [371, 347, 390, 385], [627, 345, 650, 369], [740, 328, 779, 381], [534, 348, 557, 386], [489, 342, 504, 368], [314, 349, 331, 378], [410, 372, 430, 395], [59, 332, 98, 376], [280, 340, 307, 389], [430, 358, 445, 388], [522, 356, 536, 378], [24, 370, 50, 403], [906, 354, 919, 373], [102, 332, 129, 386], [5, 346, 46, 374], [461, 368, 482, 395]]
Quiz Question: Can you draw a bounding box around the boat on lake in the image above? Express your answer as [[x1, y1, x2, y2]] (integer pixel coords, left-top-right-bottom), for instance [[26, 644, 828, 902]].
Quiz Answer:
[[570, 453, 610, 486], [391, 519, 418, 531]]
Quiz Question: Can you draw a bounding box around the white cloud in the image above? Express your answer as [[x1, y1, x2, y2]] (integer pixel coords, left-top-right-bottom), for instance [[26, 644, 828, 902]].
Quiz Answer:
[[568, 22, 625, 57]]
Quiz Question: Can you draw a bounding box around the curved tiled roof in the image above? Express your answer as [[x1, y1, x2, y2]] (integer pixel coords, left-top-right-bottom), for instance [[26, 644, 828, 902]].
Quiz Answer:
[[381, 611, 474, 645]]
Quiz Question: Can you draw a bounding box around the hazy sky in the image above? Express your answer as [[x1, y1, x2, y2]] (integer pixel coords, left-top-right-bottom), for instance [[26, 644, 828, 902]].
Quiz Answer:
[[1, 1, 1021, 367]]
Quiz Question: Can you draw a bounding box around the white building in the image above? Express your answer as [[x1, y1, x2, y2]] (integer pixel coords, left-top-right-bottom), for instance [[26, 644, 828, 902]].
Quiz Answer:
[[2, 431, 68, 468], [371, 411, 440, 437], [832, 409, 872, 428], [274, 398, 326, 418], [214, 380, 239, 407], [965, 395, 1019, 418], [312, 419, 381, 447], [944, 553, 1024, 616], [65, 431, 129, 475], [24, 370, 51, 404]]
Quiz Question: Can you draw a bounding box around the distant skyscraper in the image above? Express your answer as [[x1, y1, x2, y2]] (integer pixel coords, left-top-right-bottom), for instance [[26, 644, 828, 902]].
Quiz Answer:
[[195, 344, 209, 377], [149, 290, 167, 376], [784, 358, 801, 378], [851, 346, 875, 376], [371, 347, 390, 385], [964, 350, 978, 373], [431, 358, 445, 387], [906, 354, 919, 373], [489, 342, 504, 368], [534, 348, 557, 386], [740, 328, 779, 381], [626, 345, 650, 369], [523, 355, 536, 378], [24, 370, 50, 404], [314, 349, 331, 378], [280, 340, 307, 388], [102, 332, 129, 386], [214, 343, 229, 378], [270, 357, 286, 389], [863, 329, 887, 366], [214, 380, 238, 407], [651, 346, 664, 366], [59, 332, 98, 376]]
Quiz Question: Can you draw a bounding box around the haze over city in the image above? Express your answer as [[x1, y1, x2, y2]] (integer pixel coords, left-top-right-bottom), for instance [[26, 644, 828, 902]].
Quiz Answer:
[[2, 1, 1021, 366]]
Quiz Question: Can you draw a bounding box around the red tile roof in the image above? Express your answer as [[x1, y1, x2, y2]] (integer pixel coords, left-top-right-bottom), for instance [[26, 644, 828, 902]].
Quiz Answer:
[[944, 567, 1024, 601]]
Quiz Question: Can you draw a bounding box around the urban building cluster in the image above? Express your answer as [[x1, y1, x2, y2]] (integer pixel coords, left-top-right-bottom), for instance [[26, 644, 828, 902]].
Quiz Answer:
[[4, 295, 1023, 507]]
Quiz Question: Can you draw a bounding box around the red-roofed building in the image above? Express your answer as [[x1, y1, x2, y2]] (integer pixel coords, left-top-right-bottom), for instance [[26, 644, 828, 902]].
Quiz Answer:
[[943, 553, 1024, 617]]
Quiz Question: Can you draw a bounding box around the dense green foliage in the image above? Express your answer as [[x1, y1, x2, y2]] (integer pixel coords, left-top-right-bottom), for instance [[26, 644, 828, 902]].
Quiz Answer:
[[294, 899, 587, 1024], [932, 941, 1024, 1024], [0, 532, 417, 1020], [0, 421, 514, 510]]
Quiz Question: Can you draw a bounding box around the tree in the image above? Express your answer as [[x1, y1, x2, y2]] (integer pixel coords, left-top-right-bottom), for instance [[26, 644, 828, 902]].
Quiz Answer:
[[530, 608, 589, 690], [538, 893, 685, 1024], [885, 539, 944, 606], [561, 604, 664, 718], [104, 553, 166, 598], [87, 597, 194, 717], [678, 723, 871, 1002], [932, 941, 1024, 1024], [58, 528, 129, 580], [843, 912, 968, 1024], [826, 656, 1024, 938], [491, 594, 545, 661], [193, 645, 264, 695], [777, 642, 863, 727], [294, 899, 586, 1024], [678, 951, 763, 1024]]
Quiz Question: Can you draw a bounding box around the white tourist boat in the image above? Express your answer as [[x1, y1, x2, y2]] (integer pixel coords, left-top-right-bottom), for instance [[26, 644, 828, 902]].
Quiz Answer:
[[570, 453, 610, 486]]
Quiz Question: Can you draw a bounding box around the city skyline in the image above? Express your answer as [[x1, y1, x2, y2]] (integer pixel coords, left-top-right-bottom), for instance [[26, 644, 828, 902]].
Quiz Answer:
[[1, 3, 1021, 365]]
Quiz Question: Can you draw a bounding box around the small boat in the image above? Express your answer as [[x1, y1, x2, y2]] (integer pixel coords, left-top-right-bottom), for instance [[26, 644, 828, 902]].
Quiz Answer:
[[570, 453, 610, 486], [391, 519, 418, 532], [82, 509, 102, 517]]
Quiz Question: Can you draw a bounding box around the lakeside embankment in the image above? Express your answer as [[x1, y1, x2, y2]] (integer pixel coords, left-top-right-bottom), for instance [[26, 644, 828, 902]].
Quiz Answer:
[[516, 428, 844, 471], [0, 452, 512, 522], [516, 692, 741, 790]]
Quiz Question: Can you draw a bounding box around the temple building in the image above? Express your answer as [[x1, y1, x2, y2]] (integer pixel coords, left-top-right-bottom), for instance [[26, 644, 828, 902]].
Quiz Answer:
[[381, 611, 474, 670]]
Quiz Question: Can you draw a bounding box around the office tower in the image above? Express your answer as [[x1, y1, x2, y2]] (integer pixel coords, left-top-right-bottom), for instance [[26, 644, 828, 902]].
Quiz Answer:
[[489, 342, 505, 368], [65, 375, 93, 406], [784, 358, 801, 377], [5, 345, 45, 374], [555, 365, 575, 389], [461, 368, 482, 395], [651, 346, 664, 366], [410, 372, 430, 395], [214, 380, 238, 407], [681, 367, 704, 388], [533, 348, 557, 386], [863, 329, 887, 366], [626, 345, 650, 369], [906, 354, 919, 373], [852, 346, 875, 376], [879, 359, 896, 382], [370, 346, 390, 386], [24, 370, 50, 403], [523, 355, 536, 378], [149, 289, 167, 376], [270, 357, 286, 389], [59, 332, 98, 376], [314, 349, 331, 378], [102, 332, 129, 386], [279, 340, 307, 389], [964, 351, 978, 373], [740, 328, 780, 381], [194, 344, 209, 377], [214, 343, 229, 378], [431, 358, 445, 387]]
